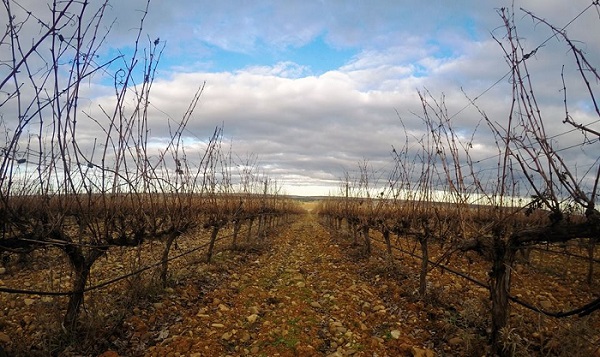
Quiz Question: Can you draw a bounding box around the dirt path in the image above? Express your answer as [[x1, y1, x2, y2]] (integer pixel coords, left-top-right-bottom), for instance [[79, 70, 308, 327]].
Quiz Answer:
[[118, 213, 434, 357]]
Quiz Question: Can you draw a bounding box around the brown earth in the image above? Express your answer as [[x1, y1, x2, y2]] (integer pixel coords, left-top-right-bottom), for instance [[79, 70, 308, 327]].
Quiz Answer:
[[112, 212, 438, 357], [1, 208, 599, 356]]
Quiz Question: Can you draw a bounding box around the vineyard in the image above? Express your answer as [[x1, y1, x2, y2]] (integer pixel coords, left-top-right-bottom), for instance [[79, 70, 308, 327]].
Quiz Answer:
[[316, 198, 600, 356], [0, 199, 598, 356], [0, 194, 303, 355], [1, 0, 600, 356], [0, 0, 305, 354]]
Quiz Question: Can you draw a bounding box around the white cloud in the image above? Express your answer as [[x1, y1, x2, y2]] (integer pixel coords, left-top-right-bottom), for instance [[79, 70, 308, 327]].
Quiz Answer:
[[242, 62, 312, 78], [2, 0, 599, 197]]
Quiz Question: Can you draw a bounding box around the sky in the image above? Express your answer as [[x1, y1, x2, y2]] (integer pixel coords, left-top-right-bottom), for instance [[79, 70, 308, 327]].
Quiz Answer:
[[2, 0, 600, 197]]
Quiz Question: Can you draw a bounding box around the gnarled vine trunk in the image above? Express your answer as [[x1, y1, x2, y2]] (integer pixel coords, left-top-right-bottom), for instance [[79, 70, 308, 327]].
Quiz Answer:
[[62, 245, 106, 333]]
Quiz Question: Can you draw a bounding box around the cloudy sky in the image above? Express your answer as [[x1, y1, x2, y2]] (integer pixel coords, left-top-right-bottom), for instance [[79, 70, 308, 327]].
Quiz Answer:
[[4, 0, 600, 197]]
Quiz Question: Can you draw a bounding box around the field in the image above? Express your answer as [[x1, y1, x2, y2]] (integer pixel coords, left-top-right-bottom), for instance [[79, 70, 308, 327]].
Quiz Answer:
[[2, 1, 600, 356], [0, 203, 598, 356]]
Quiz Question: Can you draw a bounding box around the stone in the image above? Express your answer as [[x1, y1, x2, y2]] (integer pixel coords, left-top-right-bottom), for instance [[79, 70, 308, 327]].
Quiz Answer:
[[540, 300, 553, 310], [390, 330, 401, 339], [211, 323, 225, 328], [218, 304, 230, 311], [221, 331, 233, 340], [412, 346, 435, 357], [240, 331, 251, 342], [448, 337, 463, 345], [22, 315, 34, 325], [97, 351, 119, 357], [247, 314, 258, 324], [310, 301, 322, 308], [0, 267, 6, 275], [24, 298, 35, 306], [0, 332, 10, 343], [329, 321, 343, 330]]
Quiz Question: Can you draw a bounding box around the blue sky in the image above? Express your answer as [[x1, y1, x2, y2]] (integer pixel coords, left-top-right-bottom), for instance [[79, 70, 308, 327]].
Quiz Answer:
[[164, 34, 359, 76], [106, 0, 493, 77], [3, 0, 600, 196]]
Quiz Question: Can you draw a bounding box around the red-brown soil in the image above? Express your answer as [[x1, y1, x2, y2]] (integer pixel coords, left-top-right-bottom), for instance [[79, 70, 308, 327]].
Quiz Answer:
[[1, 210, 599, 356]]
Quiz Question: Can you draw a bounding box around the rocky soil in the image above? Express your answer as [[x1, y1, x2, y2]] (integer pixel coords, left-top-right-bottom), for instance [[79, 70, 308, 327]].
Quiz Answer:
[[1, 207, 599, 356], [111, 213, 437, 357]]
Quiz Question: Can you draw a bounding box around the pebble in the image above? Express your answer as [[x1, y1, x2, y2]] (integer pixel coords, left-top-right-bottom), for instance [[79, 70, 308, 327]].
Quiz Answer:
[[540, 300, 553, 310], [0, 332, 10, 343], [0, 267, 6, 275], [448, 336, 463, 345], [221, 331, 233, 340], [22, 315, 34, 325], [390, 330, 401, 339], [246, 314, 258, 324], [240, 331, 251, 342], [412, 347, 435, 357]]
